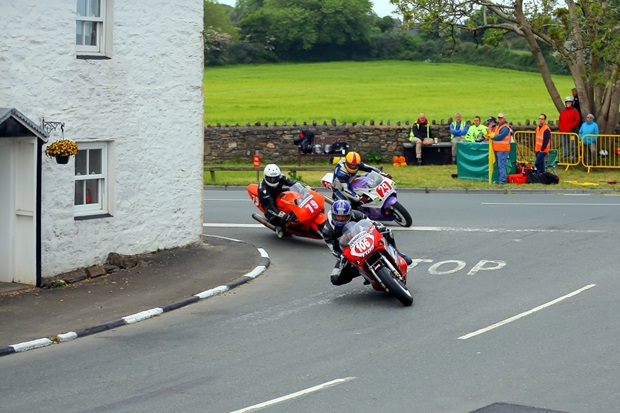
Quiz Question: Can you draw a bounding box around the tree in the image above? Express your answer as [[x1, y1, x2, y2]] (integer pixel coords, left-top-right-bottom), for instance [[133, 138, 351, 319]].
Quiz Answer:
[[205, 0, 238, 39], [237, 0, 374, 60], [391, 0, 620, 133], [204, 1, 239, 65]]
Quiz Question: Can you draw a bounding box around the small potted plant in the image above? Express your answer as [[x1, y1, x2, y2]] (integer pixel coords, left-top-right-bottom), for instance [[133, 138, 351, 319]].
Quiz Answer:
[[45, 139, 79, 164]]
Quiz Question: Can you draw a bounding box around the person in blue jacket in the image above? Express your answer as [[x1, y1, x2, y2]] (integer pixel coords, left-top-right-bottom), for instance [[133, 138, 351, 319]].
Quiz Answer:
[[579, 114, 600, 166], [450, 112, 469, 164]]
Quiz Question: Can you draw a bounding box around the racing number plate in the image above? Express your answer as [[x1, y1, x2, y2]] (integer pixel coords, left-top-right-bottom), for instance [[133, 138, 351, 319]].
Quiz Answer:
[[375, 181, 394, 198], [350, 234, 375, 258]]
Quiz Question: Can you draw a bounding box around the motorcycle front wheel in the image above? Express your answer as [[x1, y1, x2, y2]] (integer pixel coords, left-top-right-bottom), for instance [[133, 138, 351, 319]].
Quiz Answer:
[[376, 266, 413, 306], [389, 202, 413, 227]]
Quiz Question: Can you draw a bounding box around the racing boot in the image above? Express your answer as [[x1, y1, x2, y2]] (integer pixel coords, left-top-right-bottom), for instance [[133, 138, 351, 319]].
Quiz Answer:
[[330, 267, 352, 286], [275, 225, 287, 239], [399, 252, 412, 265]]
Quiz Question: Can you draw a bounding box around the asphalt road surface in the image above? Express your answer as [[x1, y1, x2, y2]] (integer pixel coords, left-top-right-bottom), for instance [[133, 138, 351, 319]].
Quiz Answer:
[[1, 188, 619, 413]]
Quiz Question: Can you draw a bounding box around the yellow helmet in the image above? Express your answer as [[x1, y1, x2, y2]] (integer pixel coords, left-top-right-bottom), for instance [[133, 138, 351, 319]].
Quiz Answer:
[[344, 152, 361, 173]]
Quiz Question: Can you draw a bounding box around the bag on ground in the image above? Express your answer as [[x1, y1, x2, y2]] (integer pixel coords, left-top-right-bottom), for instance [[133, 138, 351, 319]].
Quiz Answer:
[[527, 170, 559, 185]]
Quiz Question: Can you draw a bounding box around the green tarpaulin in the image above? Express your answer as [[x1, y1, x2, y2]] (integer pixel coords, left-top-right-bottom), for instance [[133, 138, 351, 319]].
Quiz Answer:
[[456, 142, 517, 181]]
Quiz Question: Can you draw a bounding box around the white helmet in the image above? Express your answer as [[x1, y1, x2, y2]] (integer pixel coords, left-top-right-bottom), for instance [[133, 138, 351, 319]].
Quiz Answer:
[[263, 164, 281, 187], [565, 96, 574, 103]]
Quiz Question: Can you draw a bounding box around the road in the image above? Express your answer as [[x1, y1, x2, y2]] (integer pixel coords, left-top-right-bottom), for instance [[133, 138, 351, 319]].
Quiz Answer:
[[1, 188, 619, 413]]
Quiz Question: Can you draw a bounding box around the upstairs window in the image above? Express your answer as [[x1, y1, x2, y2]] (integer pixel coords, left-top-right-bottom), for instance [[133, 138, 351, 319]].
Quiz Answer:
[[76, 0, 112, 57]]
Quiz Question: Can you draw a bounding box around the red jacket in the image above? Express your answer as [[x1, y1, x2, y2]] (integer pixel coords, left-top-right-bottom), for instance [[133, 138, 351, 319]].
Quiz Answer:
[[558, 107, 580, 132]]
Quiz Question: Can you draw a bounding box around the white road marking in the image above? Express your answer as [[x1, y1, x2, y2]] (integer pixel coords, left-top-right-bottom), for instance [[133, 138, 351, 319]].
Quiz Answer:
[[204, 223, 266, 228], [204, 198, 248, 201], [203, 223, 602, 233], [229, 377, 356, 413], [482, 202, 620, 206], [458, 284, 596, 340]]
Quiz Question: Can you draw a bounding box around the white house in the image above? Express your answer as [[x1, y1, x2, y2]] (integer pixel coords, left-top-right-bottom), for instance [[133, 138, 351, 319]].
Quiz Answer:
[[0, 1, 205, 286]]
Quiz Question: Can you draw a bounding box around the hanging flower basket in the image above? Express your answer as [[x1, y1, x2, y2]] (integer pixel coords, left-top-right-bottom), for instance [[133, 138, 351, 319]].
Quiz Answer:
[[45, 139, 79, 164]]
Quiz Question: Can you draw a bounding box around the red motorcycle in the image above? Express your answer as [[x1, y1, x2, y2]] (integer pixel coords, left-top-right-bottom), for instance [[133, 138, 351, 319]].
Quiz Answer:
[[247, 183, 329, 239], [339, 220, 413, 306]]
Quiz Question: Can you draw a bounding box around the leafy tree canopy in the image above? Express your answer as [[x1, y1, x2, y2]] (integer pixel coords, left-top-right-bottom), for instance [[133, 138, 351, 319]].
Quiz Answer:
[[205, 0, 238, 39], [237, 0, 375, 60]]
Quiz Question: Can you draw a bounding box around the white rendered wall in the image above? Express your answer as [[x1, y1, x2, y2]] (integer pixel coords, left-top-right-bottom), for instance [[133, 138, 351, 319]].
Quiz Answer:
[[0, 1, 205, 277]]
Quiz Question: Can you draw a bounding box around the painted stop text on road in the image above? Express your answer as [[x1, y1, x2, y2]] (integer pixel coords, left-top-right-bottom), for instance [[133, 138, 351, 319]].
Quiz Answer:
[[410, 259, 506, 275]]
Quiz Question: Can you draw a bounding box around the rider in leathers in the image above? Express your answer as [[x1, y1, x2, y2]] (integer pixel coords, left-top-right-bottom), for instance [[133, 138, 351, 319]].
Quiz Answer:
[[332, 151, 386, 206], [321, 200, 412, 285], [258, 164, 299, 235]]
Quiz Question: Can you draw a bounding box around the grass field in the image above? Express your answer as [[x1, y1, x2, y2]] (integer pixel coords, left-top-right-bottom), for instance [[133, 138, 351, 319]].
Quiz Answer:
[[204, 61, 575, 125]]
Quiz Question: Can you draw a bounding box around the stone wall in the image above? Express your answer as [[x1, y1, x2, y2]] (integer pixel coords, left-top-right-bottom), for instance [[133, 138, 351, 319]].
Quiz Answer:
[[204, 119, 549, 164]]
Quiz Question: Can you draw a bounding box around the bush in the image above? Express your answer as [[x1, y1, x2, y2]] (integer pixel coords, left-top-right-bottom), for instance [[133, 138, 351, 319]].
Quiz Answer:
[[365, 149, 386, 164]]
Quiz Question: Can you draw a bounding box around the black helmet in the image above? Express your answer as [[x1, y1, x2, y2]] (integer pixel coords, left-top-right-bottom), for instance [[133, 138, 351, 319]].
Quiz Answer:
[[487, 116, 497, 124]]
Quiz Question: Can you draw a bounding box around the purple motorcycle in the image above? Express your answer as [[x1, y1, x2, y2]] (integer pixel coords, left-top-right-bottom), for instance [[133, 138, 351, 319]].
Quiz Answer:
[[321, 171, 412, 227]]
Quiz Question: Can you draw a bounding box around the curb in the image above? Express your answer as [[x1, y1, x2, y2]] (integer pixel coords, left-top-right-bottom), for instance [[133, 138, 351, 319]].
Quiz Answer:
[[0, 237, 270, 358]]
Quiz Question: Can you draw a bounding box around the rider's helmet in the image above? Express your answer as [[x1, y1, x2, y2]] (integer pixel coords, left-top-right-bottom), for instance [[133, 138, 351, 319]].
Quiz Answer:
[[263, 164, 281, 187], [331, 199, 352, 229], [565, 96, 574, 103], [344, 152, 361, 174]]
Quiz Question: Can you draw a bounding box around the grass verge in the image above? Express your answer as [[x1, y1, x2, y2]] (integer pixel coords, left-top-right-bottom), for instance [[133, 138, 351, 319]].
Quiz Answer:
[[204, 161, 620, 192]]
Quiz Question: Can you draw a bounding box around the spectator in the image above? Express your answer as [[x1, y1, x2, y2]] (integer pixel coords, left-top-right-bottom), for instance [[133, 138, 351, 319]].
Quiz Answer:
[[464, 116, 488, 142], [579, 113, 600, 166], [408, 113, 434, 166], [486, 116, 498, 139], [293, 130, 315, 154], [450, 112, 469, 163], [492, 113, 512, 184], [558, 96, 580, 159], [535, 114, 551, 173], [572, 88, 582, 125]]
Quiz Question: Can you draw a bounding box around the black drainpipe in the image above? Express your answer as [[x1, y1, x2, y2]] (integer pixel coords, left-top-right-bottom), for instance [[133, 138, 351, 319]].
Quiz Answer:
[[36, 139, 43, 287]]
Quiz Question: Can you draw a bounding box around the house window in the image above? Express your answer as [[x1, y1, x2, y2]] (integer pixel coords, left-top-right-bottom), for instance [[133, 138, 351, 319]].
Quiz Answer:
[[76, 0, 113, 57], [74, 142, 109, 217]]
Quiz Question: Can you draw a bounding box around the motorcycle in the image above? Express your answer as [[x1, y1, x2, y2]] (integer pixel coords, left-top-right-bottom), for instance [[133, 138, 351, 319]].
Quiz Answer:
[[321, 171, 413, 227], [339, 219, 413, 306], [247, 182, 328, 239]]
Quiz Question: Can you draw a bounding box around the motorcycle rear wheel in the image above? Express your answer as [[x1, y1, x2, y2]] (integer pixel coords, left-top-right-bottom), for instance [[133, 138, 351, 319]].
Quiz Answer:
[[376, 267, 413, 306], [389, 202, 413, 227]]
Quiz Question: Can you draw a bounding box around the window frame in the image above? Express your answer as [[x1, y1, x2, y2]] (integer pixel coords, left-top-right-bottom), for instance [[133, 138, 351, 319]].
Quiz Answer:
[[76, 0, 113, 58], [74, 141, 109, 217]]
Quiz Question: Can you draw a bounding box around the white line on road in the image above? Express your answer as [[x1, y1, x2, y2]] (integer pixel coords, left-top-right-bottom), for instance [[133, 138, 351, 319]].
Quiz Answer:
[[482, 202, 620, 206], [202, 223, 602, 233], [458, 284, 596, 340], [204, 198, 248, 201], [229, 377, 356, 413], [204, 223, 266, 228]]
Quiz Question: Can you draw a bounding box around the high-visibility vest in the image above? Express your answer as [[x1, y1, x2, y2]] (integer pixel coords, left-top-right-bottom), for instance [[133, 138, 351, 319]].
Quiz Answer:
[[410, 123, 431, 140], [450, 121, 467, 139], [492, 123, 511, 152], [535, 124, 551, 153]]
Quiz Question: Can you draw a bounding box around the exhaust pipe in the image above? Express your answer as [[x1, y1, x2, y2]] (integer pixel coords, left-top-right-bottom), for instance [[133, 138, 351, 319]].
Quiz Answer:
[[252, 213, 276, 231]]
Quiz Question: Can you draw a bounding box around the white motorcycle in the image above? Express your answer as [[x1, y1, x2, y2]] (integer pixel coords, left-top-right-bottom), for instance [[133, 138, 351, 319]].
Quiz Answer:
[[321, 171, 412, 227]]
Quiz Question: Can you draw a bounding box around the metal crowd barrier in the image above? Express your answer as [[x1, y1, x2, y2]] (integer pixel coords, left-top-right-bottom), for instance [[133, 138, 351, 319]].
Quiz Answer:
[[513, 131, 620, 172], [581, 134, 620, 172]]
